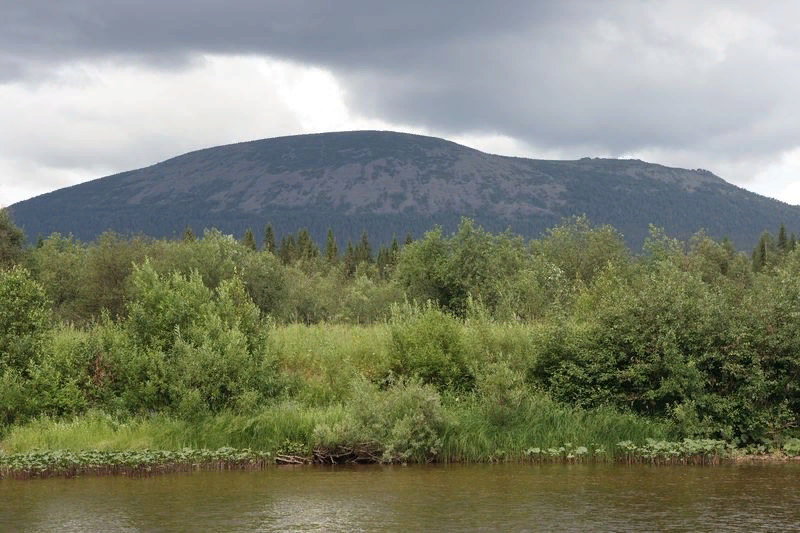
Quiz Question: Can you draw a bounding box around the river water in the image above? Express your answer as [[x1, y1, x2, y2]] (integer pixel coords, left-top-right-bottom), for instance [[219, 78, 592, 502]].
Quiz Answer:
[[2, 463, 799, 532]]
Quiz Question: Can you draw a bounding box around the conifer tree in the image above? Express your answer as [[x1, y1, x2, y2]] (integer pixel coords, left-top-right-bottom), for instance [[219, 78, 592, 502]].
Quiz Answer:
[[182, 226, 195, 243], [752, 233, 769, 271], [343, 240, 357, 277], [242, 228, 257, 251], [264, 224, 276, 254], [778, 223, 788, 252], [279, 235, 296, 264], [325, 228, 338, 263], [295, 228, 318, 260], [791, 233, 797, 252], [378, 245, 397, 279], [355, 230, 373, 264]]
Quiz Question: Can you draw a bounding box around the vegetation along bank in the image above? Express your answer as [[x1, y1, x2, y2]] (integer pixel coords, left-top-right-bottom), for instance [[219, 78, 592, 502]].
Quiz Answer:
[[3, 208, 800, 477]]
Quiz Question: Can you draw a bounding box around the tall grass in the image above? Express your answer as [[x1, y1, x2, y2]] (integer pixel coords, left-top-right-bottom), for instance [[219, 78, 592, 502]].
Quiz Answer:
[[442, 395, 675, 462], [2, 397, 674, 464], [271, 323, 392, 404], [1, 405, 346, 454]]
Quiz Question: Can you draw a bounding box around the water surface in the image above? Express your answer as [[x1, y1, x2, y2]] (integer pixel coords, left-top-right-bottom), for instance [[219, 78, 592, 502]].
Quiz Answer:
[[2, 463, 799, 532]]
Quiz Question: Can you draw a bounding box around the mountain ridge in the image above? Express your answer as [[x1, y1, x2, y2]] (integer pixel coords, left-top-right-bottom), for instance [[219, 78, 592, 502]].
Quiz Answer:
[[9, 130, 799, 249]]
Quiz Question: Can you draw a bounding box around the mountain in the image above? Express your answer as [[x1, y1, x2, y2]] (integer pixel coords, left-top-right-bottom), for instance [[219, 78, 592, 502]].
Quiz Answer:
[[9, 130, 800, 250]]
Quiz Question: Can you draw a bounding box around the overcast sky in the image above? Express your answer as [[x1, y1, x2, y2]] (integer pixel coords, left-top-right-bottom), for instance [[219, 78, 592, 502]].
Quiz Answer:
[[3, 0, 800, 206]]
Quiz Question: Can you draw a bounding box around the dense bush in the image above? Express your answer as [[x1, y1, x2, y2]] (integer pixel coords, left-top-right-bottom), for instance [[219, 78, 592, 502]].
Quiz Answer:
[[387, 302, 474, 392], [121, 263, 278, 416], [0, 266, 51, 374], [394, 219, 528, 317], [314, 379, 451, 463]]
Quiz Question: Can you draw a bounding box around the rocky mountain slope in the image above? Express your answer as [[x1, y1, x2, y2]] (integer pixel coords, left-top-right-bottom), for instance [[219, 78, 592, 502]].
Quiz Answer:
[[10, 130, 800, 249]]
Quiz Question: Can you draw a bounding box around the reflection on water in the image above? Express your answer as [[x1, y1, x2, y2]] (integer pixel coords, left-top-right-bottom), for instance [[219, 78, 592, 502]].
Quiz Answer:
[[2, 463, 799, 532]]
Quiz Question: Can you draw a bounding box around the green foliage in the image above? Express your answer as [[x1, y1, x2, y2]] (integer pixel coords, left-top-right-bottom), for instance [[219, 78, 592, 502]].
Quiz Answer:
[[0, 368, 28, 427], [535, 264, 716, 419], [10, 216, 800, 452], [238, 250, 288, 316], [242, 228, 257, 251], [687, 230, 749, 284], [387, 302, 474, 391], [27, 234, 87, 322], [476, 361, 527, 427], [533, 215, 628, 284], [338, 275, 403, 324], [394, 218, 528, 317], [182, 226, 195, 242], [118, 262, 278, 415], [314, 379, 451, 463], [83, 232, 151, 319], [263, 224, 276, 254], [151, 229, 242, 290], [783, 438, 800, 456], [0, 266, 51, 374], [0, 208, 25, 269], [325, 228, 338, 264]]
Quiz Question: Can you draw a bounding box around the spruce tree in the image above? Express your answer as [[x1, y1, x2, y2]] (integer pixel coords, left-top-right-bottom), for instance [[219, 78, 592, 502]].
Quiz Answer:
[[752, 233, 768, 271], [279, 235, 296, 264], [325, 228, 338, 263], [295, 228, 318, 260], [778, 223, 788, 252], [355, 230, 373, 264], [242, 228, 257, 251], [264, 224, 276, 254], [182, 226, 195, 242], [343, 240, 357, 277]]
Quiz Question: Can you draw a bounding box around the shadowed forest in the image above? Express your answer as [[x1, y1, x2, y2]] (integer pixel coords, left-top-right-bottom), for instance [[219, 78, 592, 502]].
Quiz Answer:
[[2, 207, 800, 466]]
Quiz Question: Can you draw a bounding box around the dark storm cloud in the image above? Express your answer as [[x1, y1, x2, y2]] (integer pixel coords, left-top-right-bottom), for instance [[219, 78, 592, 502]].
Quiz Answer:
[[3, 0, 800, 179], [0, 1, 563, 65]]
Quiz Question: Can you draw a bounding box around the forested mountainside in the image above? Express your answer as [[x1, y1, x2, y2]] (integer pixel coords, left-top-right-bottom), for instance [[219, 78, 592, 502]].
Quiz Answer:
[[10, 130, 800, 249]]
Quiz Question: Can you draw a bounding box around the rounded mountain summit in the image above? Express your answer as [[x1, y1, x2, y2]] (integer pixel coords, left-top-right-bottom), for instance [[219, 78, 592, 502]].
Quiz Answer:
[[10, 130, 800, 249]]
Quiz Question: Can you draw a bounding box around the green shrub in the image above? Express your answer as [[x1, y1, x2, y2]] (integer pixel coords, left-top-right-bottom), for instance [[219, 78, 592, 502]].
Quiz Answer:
[[783, 438, 800, 456], [126, 262, 214, 352], [119, 263, 279, 415], [0, 266, 51, 374], [239, 250, 288, 316], [0, 368, 28, 426], [393, 219, 529, 317], [529, 262, 713, 418], [338, 275, 403, 324], [27, 233, 88, 323], [477, 361, 527, 427], [0, 208, 25, 269], [314, 379, 451, 463], [387, 302, 473, 391]]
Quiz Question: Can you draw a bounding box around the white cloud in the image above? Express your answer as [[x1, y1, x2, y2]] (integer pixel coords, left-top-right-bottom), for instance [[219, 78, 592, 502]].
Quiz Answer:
[[1, 55, 336, 204]]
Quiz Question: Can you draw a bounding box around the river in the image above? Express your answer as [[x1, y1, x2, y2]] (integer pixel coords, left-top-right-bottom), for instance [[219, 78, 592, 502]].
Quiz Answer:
[[2, 463, 799, 532]]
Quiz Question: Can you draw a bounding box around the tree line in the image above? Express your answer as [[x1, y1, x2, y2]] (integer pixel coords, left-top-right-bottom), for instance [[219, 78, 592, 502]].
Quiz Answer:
[[3, 207, 800, 446]]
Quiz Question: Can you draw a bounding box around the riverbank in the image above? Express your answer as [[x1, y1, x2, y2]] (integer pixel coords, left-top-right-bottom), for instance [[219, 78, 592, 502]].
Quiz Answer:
[[5, 439, 798, 480], [2, 407, 794, 480]]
